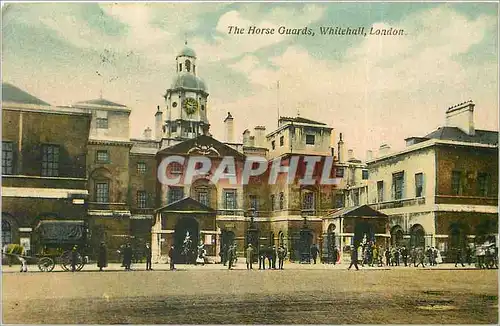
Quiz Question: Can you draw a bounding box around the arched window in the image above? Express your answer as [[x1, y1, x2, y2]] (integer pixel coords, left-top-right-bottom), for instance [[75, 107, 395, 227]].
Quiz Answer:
[[410, 224, 425, 248], [391, 225, 404, 247], [185, 60, 191, 72], [179, 63, 182, 72], [278, 231, 285, 247], [2, 220, 12, 245], [279, 192, 285, 210]]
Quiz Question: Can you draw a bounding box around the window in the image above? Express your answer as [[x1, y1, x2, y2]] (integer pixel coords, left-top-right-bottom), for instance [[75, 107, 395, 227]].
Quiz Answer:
[[362, 170, 369, 180], [137, 191, 147, 208], [198, 191, 209, 206], [392, 171, 404, 200], [377, 181, 384, 203], [477, 172, 490, 197], [333, 193, 344, 208], [172, 102, 178, 108], [280, 136, 284, 147], [224, 189, 237, 210], [2, 220, 12, 246], [352, 189, 360, 206], [270, 194, 275, 211], [42, 144, 59, 177], [335, 168, 344, 178], [185, 60, 191, 72], [168, 186, 184, 204], [96, 118, 108, 129], [279, 192, 285, 210], [271, 140, 276, 150], [96, 150, 110, 163], [303, 192, 315, 211], [95, 182, 109, 203], [179, 63, 182, 72], [96, 111, 108, 129], [451, 171, 462, 195], [137, 162, 146, 174], [2, 141, 14, 175], [415, 173, 424, 197], [171, 124, 177, 133], [171, 162, 183, 174], [306, 134, 315, 145], [249, 195, 258, 211]]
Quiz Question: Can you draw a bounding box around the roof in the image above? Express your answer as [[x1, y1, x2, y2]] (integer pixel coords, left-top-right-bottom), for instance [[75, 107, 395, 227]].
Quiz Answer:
[[327, 205, 388, 219], [177, 46, 196, 58], [279, 116, 327, 126], [2, 83, 51, 106], [156, 197, 215, 213], [170, 73, 207, 92], [422, 127, 498, 145], [75, 98, 127, 107], [157, 134, 246, 159]]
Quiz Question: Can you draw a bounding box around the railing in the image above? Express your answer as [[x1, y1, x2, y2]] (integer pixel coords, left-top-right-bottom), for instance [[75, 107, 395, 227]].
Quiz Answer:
[[216, 209, 245, 216], [88, 202, 129, 211], [370, 197, 426, 210], [435, 195, 497, 206]]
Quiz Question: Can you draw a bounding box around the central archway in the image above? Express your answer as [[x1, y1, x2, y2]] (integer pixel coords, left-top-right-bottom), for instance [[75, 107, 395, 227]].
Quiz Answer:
[[174, 216, 199, 263]]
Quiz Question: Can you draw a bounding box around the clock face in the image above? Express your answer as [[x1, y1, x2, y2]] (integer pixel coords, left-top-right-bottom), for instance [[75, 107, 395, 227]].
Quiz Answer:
[[183, 97, 198, 115]]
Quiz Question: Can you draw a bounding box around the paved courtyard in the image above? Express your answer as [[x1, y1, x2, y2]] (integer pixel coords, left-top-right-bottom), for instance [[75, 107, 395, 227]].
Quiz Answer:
[[2, 262, 498, 324]]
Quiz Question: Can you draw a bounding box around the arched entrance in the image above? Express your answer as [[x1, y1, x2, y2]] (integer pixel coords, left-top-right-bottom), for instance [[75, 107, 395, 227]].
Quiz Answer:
[[353, 221, 374, 247], [324, 223, 336, 263], [278, 231, 285, 247], [269, 232, 275, 246], [174, 217, 199, 263], [2, 219, 13, 246], [410, 224, 425, 248], [390, 225, 404, 247]]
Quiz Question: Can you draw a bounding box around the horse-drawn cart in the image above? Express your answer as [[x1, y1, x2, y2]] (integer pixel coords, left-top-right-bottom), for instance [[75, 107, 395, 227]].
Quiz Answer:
[[29, 219, 89, 272]]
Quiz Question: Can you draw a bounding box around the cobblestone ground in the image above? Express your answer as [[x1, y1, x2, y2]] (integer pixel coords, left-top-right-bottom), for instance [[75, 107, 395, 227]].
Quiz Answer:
[[2, 263, 498, 324]]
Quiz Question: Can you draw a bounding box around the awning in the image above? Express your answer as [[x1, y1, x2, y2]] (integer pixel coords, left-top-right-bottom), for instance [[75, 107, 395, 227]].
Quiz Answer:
[[327, 205, 388, 219]]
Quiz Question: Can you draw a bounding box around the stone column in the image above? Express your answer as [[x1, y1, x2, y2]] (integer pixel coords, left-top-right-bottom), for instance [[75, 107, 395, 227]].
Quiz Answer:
[[151, 212, 162, 263], [215, 227, 221, 263]]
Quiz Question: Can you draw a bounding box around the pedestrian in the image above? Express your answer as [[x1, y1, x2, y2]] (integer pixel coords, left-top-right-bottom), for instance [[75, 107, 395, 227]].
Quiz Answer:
[[145, 243, 153, 270], [384, 248, 390, 266], [416, 248, 425, 267], [348, 246, 359, 270], [71, 245, 78, 272], [228, 244, 235, 269], [220, 244, 227, 266], [401, 246, 408, 267], [246, 244, 254, 270], [97, 241, 108, 272], [435, 248, 443, 264], [259, 245, 266, 270], [271, 245, 277, 269], [277, 245, 286, 269], [454, 247, 465, 267], [332, 246, 339, 265], [168, 245, 175, 270], [123, 243, 133, 271], [310, 244, 320, 264]]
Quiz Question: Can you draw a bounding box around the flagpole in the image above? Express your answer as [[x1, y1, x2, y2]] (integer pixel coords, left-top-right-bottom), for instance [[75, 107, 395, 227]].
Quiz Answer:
[[277, 80, 280, 128]]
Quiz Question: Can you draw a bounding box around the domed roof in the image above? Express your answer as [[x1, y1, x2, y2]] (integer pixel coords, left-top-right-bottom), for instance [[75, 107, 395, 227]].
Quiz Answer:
[[177, 46, 196, 58], [170, 73, 207, 92]]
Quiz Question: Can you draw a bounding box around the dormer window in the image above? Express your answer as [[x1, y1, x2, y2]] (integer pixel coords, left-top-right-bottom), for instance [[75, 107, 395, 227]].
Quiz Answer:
[[185, 60, 191, 72]]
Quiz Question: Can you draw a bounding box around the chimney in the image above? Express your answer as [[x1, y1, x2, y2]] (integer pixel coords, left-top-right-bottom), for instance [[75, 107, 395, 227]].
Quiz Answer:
[[143, 127, 152, 140], [366, 150, 373, 161], [445, 100, 475, 136], [347, 149, 354, 161], [337, 133, 345, 163], [249, 135, 255, 147], [242, 129, 251, 147], [155, 105, 163, 141], [224, 112, 234, 143], [379, 144, 391, 157], [254, 126, 266, 147]]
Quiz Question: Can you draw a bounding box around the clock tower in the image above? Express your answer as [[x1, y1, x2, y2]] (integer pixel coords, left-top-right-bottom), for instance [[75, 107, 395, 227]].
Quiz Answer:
[[161, 42, 209, 148]]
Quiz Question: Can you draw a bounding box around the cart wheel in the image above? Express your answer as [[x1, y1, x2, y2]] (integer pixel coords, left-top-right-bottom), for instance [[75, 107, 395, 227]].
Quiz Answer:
[[38, 257, 55, 272], [60, 251, 84, 272]]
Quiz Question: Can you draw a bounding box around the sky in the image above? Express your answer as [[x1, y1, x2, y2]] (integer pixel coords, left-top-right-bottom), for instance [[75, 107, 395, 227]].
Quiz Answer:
[[2, 1, 498, 160]]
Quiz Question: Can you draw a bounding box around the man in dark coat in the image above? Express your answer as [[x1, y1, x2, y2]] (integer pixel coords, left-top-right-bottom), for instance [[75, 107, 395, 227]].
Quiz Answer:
[[123, 243, 133, 271], [168, 245, 175, 270], [97, 242, 108, 272], [332, 246, 339, 265], [454, 247, 465, 267], [310, 244, 320, 264], [145, 243, 153, 270], [401, 246, 408, 267], [348, 246, 359, 270], [71, 245, 78, 272], [228, 244, 236, 269], [277, 245, 286, 269]]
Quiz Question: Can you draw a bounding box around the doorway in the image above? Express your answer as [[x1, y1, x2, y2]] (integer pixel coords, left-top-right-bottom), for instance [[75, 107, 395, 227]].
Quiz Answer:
[[174, 217, 199, 263]]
